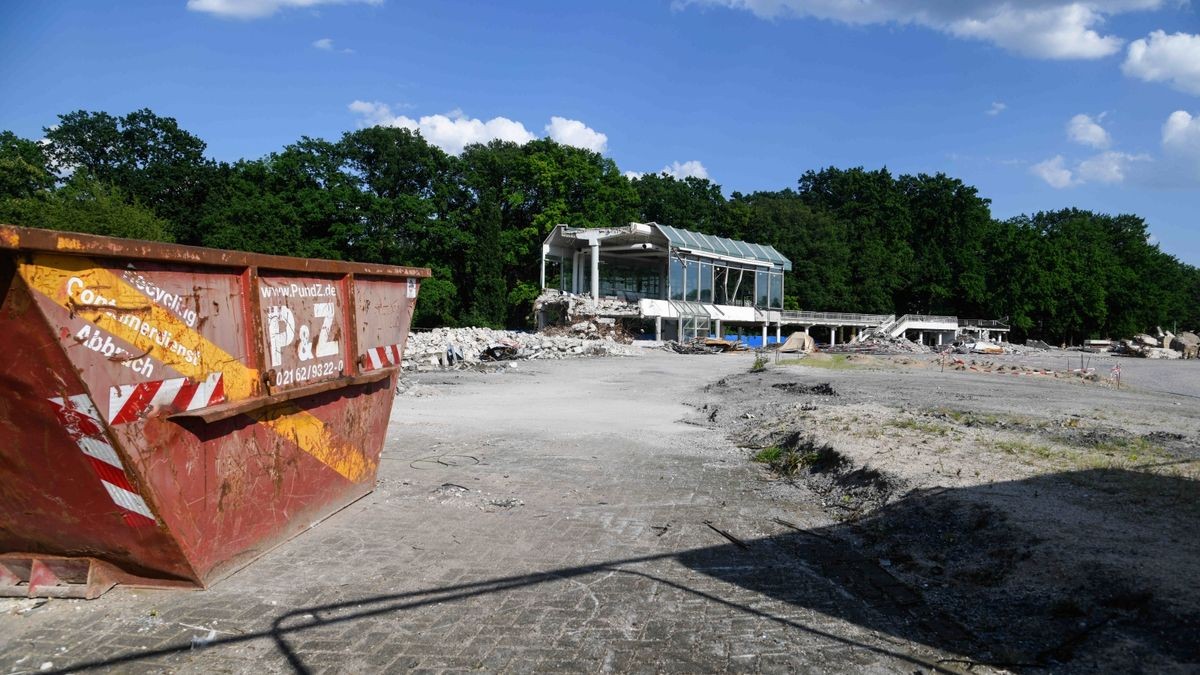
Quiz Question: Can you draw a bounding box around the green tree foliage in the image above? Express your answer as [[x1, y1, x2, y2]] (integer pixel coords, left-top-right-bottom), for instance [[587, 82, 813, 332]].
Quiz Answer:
[[458, 139, 638, 325], [42, 109, 216, 243], [797, 167, 914, 314], [0, 170, 172, 242], [338, 126, 462, 266], [727, 190, 853, 311], [898, 173, 990, 315], [0, 131, 55, 199], [1, 109, 1196, 339], [632, 173, 728, 234], [198, 160, 308, 256], [464, 192, 507, 328]]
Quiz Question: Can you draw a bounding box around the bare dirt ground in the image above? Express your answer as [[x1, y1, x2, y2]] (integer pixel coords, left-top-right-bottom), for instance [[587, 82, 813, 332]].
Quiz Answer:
[[692, 350, 1200, 672], [1, 349, 1196, 673]]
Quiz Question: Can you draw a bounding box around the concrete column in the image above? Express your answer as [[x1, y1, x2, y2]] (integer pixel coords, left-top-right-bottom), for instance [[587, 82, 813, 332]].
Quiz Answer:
[[937, 332, 943, 346], [775, 322, 781, 342], [715, 319, 723, 339], [918, 331, 925, 345], [572, 250, 581, 294], [655, 316, 662, 341], [803, 325, 810, 335], [831, 326, 837, 345], [539, 244, 547, 290], [761, 323, 768, 345], [677, 316, 684, 341], [589, 241, 600, 299]]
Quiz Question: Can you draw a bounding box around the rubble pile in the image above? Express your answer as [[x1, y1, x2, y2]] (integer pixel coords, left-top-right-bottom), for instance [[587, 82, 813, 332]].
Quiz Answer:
[[1172, 332, 1199, 359], [539, 317, 635, 343], [403, 327, 640, 371], [1113, 329, 1185, 359], [942, 358, 1105, 381], [1114, 341, 1181, 359], [659, 337, 750, 355], [533, 289, 641, 321], [950, 341, 1007, 355], [828, 336, 932, 354]]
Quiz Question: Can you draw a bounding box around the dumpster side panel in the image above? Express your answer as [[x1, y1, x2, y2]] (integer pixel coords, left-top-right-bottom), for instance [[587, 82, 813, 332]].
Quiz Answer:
[[0, 268, 196, 582], [17, 254, 259, 411], [354, 276, 419, 371], [1, 226, 425, 594], [15, 253, 395, 585], [135, 374, 395, 582], [258, 273, 349, 392]]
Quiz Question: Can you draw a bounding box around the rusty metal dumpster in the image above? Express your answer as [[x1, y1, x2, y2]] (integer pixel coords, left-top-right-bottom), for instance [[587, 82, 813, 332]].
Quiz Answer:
[[0, 225, 429, 598]]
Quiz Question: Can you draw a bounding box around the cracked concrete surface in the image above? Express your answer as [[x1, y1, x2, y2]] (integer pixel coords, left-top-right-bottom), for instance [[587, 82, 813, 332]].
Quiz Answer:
[[5, 349, 1195, 674], [1, 351, 966, 673]]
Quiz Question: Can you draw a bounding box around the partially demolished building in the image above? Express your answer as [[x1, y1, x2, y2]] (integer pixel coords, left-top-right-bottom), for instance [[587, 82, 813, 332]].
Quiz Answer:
[[538, 222, 791, 342], [537, 222, 1014, 347]]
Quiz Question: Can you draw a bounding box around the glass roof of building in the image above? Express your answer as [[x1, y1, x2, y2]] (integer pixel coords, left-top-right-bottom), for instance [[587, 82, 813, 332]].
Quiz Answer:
[[656, 224, 792, 271]]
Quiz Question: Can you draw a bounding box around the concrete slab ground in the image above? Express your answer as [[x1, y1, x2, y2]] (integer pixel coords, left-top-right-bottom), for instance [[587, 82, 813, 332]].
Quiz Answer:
[[0, 351, 964, 674]]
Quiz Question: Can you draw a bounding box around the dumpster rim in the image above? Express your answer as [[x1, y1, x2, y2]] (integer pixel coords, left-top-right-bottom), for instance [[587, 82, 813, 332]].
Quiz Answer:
[[169, 368, 397, 424], [0, 224, 432, 278]]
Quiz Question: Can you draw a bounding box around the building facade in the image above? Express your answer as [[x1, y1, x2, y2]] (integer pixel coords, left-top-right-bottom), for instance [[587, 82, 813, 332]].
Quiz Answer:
[[540, 222, 792, 342]]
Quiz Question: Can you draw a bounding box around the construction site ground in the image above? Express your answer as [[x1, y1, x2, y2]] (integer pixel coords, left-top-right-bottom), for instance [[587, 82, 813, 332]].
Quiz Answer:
[[2, 350, 1197, 674]]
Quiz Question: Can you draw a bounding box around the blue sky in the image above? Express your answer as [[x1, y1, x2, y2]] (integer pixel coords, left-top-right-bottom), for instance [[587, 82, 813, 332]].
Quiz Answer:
[[1, 0, 1197, 262]]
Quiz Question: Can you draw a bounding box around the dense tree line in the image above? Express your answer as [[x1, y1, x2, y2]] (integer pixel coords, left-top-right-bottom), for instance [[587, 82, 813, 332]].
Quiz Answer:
[[1, 109, 1196, 341]]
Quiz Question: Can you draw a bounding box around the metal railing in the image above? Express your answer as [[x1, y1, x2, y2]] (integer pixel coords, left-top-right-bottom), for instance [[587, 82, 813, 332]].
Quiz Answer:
[[896, 314, 958, 324], [959, 318, 1011, 329], [779, 311, 894, 325]]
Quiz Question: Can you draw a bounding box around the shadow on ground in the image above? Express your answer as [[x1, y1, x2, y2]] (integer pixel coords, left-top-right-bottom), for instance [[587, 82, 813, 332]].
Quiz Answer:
[[46, 468, 1200, 673]]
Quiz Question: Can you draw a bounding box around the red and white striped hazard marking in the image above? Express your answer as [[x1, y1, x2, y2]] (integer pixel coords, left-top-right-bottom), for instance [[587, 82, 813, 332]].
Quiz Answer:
[[361, 344, 403, 372], [107, 373, 224, 425], [46, 394, 156, 528]]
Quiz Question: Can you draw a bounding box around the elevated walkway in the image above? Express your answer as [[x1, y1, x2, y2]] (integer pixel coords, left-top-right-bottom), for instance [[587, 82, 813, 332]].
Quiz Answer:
[[887, 314, 958, 338], [779, 311, 894, 328]]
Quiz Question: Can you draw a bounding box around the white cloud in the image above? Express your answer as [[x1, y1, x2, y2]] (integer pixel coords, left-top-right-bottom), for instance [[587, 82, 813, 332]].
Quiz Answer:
[[1123, 31, 1200, 95], [677, 1, 1167, 59], [986, 101, 1007, 116], [1163, 110, 1200, 152], [187, 0, 381, 19], [661, 160, 710, 180], [1067, 113, 1111, 149], [1076, 150, 1150, 183], [1034, 110, 1200, 189], [313, 38, 353, 53], [623, 170, 646, 180], [349, 101, 537, 155], [1162, 110, 1200, 180], [544, 117, 608, 153], [1031, 155, 1077, 188], [349, 102, 617, 156], [348, 100, 396, 125]]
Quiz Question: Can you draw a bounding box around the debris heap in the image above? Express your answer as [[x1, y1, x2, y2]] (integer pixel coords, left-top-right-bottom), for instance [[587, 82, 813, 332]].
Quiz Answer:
[[1171, 332, 1199, 359], [533, 289, 640, 322], [828, 336, 932, 354], [1109, 330, 1183, 359], [403, 326, 640, 370]]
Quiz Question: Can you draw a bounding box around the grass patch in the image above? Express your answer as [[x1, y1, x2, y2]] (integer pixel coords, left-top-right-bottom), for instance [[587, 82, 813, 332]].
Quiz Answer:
[[778, 354, 856, 370], [991, 439, 1058, 461], [753, 446, 783, 464], [1093, 436, 1163, 462], [930, 407, 1043, 430], [889, 418, 952, 436], [752, 438, 847, 478]]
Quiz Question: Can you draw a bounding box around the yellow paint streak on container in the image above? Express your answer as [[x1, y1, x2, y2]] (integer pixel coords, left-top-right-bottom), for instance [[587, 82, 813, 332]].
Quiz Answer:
[[18, 254, 373, 483]]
